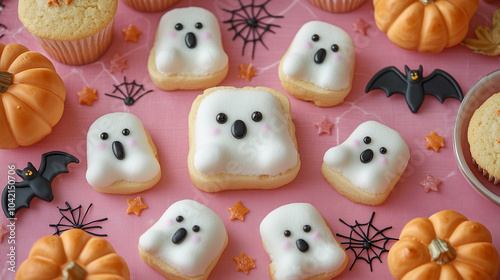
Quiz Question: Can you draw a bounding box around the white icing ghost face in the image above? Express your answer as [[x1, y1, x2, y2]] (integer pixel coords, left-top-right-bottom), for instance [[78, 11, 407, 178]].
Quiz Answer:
[[154, 7, 228, 75], [139, 200, 227, 277], [282, 21, 355, 90], [260, 203, 347, 280], [323, 121, 410, 194], [193, 89, 298, 176], [86, 112, 160, 189]]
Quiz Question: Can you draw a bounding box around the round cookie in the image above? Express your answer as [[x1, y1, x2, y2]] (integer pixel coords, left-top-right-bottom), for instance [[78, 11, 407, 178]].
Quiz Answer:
[[187, 86, 300, 192], [86, 112, 161, 194], [279, 21, 355, 107], [322, 120, 410, 205], [468, 92, 500, 184], [139, 199, 228, 280], [148, 7, 228, 91], [260, 203, 348, 280]]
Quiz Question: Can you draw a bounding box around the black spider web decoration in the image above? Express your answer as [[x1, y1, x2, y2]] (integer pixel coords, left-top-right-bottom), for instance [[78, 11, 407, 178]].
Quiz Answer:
[[0, 0, 5, 11], [336, 212, 398, 271], [223, 0, 283, 59], [0, 24, 6, 39], [105, 76, 153, 106], [49, 202, 108, 237]]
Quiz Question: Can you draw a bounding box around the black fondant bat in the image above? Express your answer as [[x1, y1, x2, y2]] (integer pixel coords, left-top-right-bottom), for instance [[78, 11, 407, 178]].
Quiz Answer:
[[2, 151, 79, 220], [365, 65, 463, 113]]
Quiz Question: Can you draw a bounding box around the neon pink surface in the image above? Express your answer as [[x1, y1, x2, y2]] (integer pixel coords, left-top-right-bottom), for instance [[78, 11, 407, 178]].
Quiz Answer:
[[1, 1, 500, 279]]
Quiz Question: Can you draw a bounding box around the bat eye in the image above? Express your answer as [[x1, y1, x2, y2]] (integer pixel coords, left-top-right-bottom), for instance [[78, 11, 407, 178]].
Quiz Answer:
[[195, 22, 203, 29], [192, 225, 200, 232], [216, 113, 228, 124], [363, 136, 371, 144], [175, 23, 183, 31], [331, 44, 339, 52], [284, 230, 291, 237], [251, 111, 263, 122], [311, 34, 319, 42], [176, 216, 184, 222], [380, 147, 387, 154], [100, 132, 109, 140], [303, 225, 311, 232], [122, 128, 130, 136]]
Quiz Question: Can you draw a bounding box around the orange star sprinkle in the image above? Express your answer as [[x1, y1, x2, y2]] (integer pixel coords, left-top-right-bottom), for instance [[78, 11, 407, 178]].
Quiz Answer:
[[122, 24, 142, 43], [228, 201, 249, 221], [425, 131, 445, 152], [233, 252, 255, 274], [238, 63, 257, 82], [126, 196, 148, 216], [497, 110, 500, 116], [77, 86, 98, 106], [47, 0, 60, 7]]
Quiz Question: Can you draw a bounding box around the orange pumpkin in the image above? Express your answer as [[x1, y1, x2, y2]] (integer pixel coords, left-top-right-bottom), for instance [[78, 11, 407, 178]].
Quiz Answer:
[[0, 42, 66, 149], [373, 0, 479, 53], [16, 229, 130, 280], [388, 210, 499, 280]]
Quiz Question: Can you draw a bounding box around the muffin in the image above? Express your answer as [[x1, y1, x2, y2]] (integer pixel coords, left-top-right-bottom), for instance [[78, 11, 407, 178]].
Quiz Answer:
[[121, 0, 180, 12], [18, 0, 117, 65], [308, 0, 366, 13], [468, 92, 500, 184]]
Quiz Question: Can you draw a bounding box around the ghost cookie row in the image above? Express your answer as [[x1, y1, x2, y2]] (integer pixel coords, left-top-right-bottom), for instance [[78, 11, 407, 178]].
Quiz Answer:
[[139, 199, 348, 280], [148, 7, 356, 108]]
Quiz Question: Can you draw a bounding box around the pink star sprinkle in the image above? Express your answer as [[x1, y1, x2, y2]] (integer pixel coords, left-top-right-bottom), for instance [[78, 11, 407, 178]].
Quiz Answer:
[[419, 175, 441, 193], [314, 116, 334, 135], [353, 18, 370, 36], [0, 224, 8, 242], [109, 53, 128, 74]]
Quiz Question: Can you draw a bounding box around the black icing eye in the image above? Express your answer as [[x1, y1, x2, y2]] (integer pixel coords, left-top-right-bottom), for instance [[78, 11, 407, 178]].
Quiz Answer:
[[284, 230, 291, 237], [100, 132, 109, 140], [122, 128, 130, 136], [379, 147, 387, 154], [311, 34, 319, 42], [251, 111, 262, 122], [216, 113, 228, 124], [192, 225, 200, 232], [176, 216, 184, 223], [363, 136, 371, 144], [175, 23, 183, 31], [303, 225, 311, 232], [331, 44, 339, 52], [195, 22, 203, 29]]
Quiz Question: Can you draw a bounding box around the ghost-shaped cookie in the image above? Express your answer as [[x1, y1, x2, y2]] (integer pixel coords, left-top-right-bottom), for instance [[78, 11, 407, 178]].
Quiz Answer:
[[279, 21, 355, 107], [322, 121, 410, 205], [260, 203, 348, 280], [148, 7, 229, 90], [86, 112, 161, 194], [187, 86, 300, 192], [139, 200, 227, 280]]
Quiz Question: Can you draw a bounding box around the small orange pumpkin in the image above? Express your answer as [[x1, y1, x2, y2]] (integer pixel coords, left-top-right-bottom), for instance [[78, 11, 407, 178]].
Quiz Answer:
[[0, 42, 66, 149], [373, 0, 479, 53], [388, 210, 499, 280], [16, 229, 130, 280]]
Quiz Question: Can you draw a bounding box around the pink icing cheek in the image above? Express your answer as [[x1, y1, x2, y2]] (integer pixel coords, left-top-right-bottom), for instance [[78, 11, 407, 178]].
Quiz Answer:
[[330, 53, 342, 61], [260, 124, 271, 134], [97, 142, 106, 150], [379, 156, 388, 165], [201, 32, 212, 40], [165, 218, 174, 227], [190, 234, 201, 244], [311, 231, 322, 242], [210, 127, 221, 136], [282, 240, 292, 251], [168, 31, 177, 39], [127, 138, 137, 148], [351, 139, 360, 148], [303, 41, 313, 49]]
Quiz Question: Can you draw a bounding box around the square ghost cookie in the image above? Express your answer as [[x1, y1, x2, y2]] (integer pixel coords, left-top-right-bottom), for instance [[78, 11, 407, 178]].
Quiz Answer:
[[279, 21, 355, 107], [148, 7, 229, 91], [260, 203, 348, 280], [321, 121, 410, 205], [139, 199, 228, 280], [187, 86, 300, 192], [86, 112, 161, 194]]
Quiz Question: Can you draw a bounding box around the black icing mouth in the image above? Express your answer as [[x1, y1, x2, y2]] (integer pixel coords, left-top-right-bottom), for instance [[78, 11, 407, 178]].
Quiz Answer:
[[185, 32, 197, 49], [112, 141, 125, 160], [231, 120, 247, 139], [296, 239, 309, 253], [360, 149, 373, 164], [172, 228, 187, 244], [314, 48, 326, 64]]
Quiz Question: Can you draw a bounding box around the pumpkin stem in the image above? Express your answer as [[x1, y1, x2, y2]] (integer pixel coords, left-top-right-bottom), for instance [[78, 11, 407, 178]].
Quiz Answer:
[[0, 71, 12, 93], [428, 238, 456, 265], [62, 261, 87, 280], [420, 0, 435, 4]]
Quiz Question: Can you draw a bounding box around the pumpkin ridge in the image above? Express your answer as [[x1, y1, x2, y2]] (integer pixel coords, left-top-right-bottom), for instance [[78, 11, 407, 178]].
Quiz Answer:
[[3, 90, 54, 129], [12, 76, 66, 103], [0, 97, 17, 148], [12, 68, 66, 101]]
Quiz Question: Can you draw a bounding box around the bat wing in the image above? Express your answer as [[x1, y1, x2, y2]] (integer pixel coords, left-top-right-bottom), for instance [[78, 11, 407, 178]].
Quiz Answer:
[[422, 69, 463, 103], [365, 66, 408, 97], [2, 182, 35, 219], [39, 151, 79, 183]]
